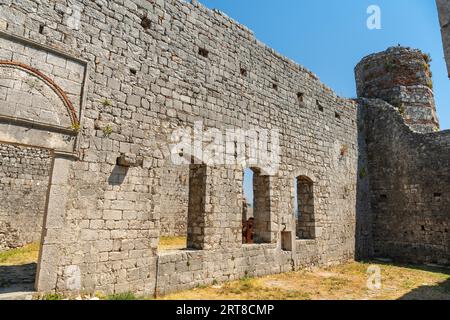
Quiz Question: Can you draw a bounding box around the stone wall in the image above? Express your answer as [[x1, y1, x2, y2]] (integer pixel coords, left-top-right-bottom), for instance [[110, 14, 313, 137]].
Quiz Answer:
[[0, 30, 85, 153], [354, 105, 374, 260], [0, 0, 359, 295], [355, 47, 440, 133], [157, 242, 310, 296], [3, 0, 446, 297], [0, 143, 52, 250], [159, 164, 189, 237], [356, 45, 450, 265], [437, 0, 450, 78], [360, 98, 449, 265], [0, 34, 85, 125]]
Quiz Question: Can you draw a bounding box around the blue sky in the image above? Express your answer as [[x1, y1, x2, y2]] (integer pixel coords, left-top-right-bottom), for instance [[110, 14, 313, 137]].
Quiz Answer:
[[197, 0, 450, 207], [199, 0, 449, 130]]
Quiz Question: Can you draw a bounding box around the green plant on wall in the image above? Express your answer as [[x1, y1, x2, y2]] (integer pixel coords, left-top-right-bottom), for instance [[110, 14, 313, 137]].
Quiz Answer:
[[394, 102, 406, 115], [103, 124, 113, 136], [422, 61, 430, 74], [70, 123, 81, 133], [422, 53, 433, 81], [101, 99, 112, 107], [384, 58, 396, 72], [426, 78, 433, 90], [422, 53, 432, 64], [359, 168, 367, 179]]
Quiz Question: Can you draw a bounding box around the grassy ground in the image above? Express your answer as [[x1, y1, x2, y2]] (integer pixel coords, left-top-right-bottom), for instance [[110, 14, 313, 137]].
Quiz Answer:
[[0, 243, 40, 266], [158, 236, 187, 252], [160, 261, 450, 300]]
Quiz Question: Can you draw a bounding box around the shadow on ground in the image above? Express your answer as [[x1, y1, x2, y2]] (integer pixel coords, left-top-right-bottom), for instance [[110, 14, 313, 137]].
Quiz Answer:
[[367, 260, 450, 300], [0, 263, 36, 294], [399, 278, 450, 300]]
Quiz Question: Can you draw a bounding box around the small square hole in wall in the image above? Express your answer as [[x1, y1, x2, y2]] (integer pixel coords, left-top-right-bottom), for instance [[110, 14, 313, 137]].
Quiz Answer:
[[380, 194, 387, 201], [198, 48, 209, 58], [335, 112, 341, 120], [272, 83, 278, 91], [141, 16, 151, 30], [233, 140, 238, 159], [39, 24, 45, 34], [317, 100, 324, 112], [281, 231, 293, 252], [297, 92, 304, 103], [434, 193, 442, 202], [130, 68, 137, 75], [240, 68, 248, 77]]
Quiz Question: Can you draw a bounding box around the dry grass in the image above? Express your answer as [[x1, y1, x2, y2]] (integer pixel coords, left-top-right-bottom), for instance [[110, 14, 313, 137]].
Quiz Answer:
[[0, 242, 40, 266], [160, 261, 450, 300], [158, 236, 187, 252]]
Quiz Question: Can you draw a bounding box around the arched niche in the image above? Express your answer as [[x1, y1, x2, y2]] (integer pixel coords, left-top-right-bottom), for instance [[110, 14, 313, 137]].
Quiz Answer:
[[0, 60, 80, 153]]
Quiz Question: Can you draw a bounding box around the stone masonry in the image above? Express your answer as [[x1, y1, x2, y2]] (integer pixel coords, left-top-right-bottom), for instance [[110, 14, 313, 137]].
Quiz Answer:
[[356, 47, 449, 265], [159, 164, 188, 237], [0, 143, 52, 250], [0, 0, 448, 296], [359, 98, 449, 265], [355, 47, 440, 133]]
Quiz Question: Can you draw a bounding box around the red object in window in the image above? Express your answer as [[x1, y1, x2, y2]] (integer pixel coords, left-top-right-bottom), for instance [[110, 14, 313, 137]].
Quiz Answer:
[[242, 218, 254, 244]]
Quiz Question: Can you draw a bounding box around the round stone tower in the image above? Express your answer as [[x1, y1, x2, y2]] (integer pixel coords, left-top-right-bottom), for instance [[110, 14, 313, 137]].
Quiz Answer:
[[355, 46, 440, 133]]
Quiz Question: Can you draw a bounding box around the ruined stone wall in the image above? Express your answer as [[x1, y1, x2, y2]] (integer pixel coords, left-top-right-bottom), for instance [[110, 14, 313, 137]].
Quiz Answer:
[[0, 143, 51, 250], [360, 99, 449, 265], [355, 47, 439, 133], [0, 0, 358, 295], [354, 105, 374, 260], [437, 0, 450, 77]]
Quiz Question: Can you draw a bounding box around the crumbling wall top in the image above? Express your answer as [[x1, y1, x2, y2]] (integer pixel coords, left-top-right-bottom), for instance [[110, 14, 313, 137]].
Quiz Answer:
[[355, 46, 440, 133]]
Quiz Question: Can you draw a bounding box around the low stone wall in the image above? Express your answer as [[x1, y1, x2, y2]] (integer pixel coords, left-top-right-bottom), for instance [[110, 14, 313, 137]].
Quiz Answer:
[[0, 143, 52, 250], [361, 98, 449, 265], [155, 239, 348, 296]]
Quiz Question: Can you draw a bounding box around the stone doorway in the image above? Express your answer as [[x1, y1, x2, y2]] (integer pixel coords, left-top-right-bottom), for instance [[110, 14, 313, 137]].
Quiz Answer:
[[0, 143, 53, 296], [0, 38, 86, 294]]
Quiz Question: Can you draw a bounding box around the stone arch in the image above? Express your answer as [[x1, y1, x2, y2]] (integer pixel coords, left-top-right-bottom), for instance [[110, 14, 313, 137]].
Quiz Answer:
[[292, 169, 317, 185], [0, 60, 79, 128]]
